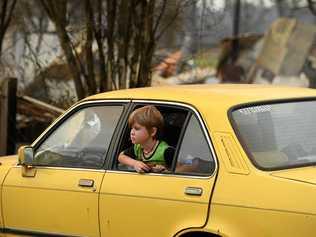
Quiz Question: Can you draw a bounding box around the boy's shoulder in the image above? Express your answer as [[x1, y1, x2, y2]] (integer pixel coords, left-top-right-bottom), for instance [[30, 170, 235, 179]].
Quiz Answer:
[[159, 140, 168, 146]]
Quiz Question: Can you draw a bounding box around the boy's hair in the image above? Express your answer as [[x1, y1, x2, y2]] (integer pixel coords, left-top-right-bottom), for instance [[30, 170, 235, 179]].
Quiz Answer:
[[128, 105, 164, 138]]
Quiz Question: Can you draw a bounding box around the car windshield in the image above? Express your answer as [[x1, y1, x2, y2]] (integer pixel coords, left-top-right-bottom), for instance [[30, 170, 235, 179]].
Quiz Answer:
[[231, 100, 316, 170]]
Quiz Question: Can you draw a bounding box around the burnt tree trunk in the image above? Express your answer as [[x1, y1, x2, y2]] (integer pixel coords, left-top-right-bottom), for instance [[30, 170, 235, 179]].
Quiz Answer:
[[106, 0, 117, 91], [40, 0, 85, 100], [137, 0, 156, 87], [84, 0, 97, 95], [129, 0, 142, 88], [117, 0, 131, 89], [95, 0, 107, 92], [55, 22, 86, 99]]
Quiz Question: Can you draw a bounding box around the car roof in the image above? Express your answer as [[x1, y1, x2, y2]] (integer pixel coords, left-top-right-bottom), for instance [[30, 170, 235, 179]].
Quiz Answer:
[[84, 84, 316, 132], [85, 84, 316, 107]]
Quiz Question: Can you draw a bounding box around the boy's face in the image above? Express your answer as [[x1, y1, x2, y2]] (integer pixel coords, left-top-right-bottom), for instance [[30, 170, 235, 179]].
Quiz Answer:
[[130, 122, 156, 145]]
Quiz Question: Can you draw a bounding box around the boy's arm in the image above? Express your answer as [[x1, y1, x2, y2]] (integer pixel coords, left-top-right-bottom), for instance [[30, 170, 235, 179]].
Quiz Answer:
[[118, 152, 150, 173], [151, 147, 175, 173]]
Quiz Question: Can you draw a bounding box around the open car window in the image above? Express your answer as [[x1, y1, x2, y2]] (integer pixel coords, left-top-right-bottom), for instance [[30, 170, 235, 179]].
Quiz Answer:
[[232, 100, 316, 170], [34, 105, 124, 169], [117, 105, 187, 171], [116, 104, 215, 176]]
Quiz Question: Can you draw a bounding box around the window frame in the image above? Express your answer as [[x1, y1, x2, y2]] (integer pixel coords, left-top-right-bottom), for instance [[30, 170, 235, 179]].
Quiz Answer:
[[31, 100, 131, 170], [173, 112, 216, 176], [229, 97, 316, 171], [109, 100, 218, 178]]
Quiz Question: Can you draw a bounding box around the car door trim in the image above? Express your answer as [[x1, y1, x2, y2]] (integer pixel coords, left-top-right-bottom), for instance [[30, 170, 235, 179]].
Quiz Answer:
[[106, 169, 212, 179], [13, 165, 106, 172], [98, 191, 208, 204], [1, 227, 80, 237]]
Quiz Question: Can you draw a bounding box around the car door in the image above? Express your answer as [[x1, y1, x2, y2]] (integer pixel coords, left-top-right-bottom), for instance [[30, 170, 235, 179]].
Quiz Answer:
[[99, 102, 217, 237], [2, 101, 127, 237]]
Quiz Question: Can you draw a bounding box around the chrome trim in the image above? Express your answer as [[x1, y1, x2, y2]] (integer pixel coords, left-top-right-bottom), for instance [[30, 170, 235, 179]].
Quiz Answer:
[[4, 184, 99, 194], [32, 99, 130, 147], [13, 165, 106, 173], [184, 187, 203, 196], [79, 179, 94, 187], [3, 227, 79, 237], [99, 191, 208, 204], [128, 99, 218, 178], [106, 170, 212, 180]]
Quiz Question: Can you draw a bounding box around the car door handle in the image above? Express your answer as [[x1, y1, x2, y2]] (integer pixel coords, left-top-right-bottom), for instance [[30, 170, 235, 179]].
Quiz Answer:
[[79, 179, 94, 187], [184, 187, 203, 196]]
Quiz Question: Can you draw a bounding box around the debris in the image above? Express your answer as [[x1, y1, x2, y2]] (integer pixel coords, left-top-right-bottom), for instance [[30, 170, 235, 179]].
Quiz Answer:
[[17, 95, 64, 129]]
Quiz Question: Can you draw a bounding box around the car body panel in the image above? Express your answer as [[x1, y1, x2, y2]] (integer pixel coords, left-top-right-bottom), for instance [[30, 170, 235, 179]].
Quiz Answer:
[[271, 166, 316, 185], [2, 166, 105, 236], [99, 171, 215, 237], [98, 99, 217, 237], [207, 136, 316, 237], [0, 156, 18, 230], [0, 156, 18, 167], [206, 202, 316, 237]]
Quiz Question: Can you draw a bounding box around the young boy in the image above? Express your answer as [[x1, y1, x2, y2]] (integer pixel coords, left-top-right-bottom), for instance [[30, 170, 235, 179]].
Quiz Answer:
[[118, 105, 174, 173]]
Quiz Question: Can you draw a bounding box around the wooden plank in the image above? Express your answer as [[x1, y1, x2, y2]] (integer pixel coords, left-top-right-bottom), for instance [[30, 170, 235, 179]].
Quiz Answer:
[[0, 78, 17, 155], [19, 96, 64, 115]]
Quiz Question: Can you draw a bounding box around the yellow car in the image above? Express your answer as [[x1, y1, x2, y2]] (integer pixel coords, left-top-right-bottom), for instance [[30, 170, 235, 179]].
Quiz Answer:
[[0, 84, 316, 237]]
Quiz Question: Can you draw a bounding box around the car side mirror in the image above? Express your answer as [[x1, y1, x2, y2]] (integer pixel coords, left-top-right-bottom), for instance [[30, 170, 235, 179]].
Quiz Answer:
[[18, 146, 34, 166], [18, 146, 37, 177]]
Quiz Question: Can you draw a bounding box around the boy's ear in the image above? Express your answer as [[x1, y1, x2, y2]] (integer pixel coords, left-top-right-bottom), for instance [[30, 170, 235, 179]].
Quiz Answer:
[[150, 127, 158, 138]]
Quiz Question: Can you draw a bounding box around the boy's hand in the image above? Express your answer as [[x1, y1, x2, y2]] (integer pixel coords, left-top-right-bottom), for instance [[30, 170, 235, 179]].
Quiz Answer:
[[133, 161, 150, 173], [151, 165, 166, 172]]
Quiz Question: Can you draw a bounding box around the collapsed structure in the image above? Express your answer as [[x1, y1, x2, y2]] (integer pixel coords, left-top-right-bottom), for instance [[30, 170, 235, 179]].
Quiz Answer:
[[154, 18, 316, 88], [217, 18, 316, 87]]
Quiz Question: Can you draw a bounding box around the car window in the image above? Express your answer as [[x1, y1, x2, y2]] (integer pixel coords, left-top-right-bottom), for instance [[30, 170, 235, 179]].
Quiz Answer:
[[232, 100, 316, 170], [116, 104, 188, 171], [34, 105, 123, 169], [116, 104, 215, 176], [175, 114, 215, 175]]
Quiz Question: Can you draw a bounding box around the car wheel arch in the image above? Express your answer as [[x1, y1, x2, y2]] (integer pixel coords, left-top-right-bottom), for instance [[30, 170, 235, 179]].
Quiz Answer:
[[175, 230, 222, 237]]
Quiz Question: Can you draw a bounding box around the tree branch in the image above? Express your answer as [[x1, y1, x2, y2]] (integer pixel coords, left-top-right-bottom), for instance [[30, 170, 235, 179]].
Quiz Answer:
[[40, 0, 55, 21], [3, 0, 16, 31], [155, 0, 194, 40], [153, 0, 167, 35], [0, 0, 9, 31]]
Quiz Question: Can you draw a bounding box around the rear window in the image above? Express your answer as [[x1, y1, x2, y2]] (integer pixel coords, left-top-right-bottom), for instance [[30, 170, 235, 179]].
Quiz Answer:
[[231, 100, 316, 170]]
